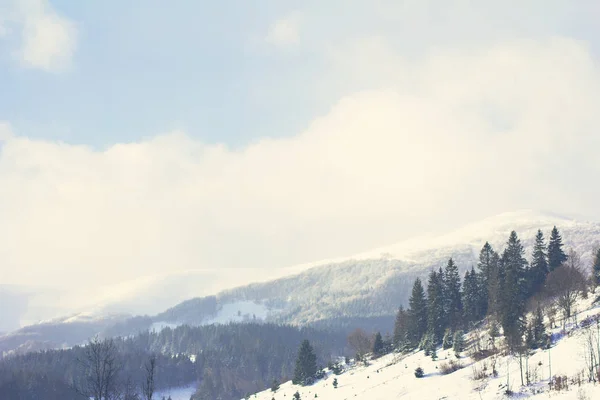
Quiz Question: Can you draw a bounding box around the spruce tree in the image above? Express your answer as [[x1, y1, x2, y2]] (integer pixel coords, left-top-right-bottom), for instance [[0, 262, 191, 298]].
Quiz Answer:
[[408, 278, 428, 345], [548, 226, 568, 272], [443, 258, 463, 330], [593, 248, 600, 287], [442, 328, 453, 350], [452, 330, 465, 357], [372, 332, 384, 356], [293, 340, 317, 386], [426, 269, 445, 342], [529, 230, 549, 295], [462, 267, 480, 324], [499, 231, 528, 352], [393, 306, 409, 349], [532, 306, 547, 349]]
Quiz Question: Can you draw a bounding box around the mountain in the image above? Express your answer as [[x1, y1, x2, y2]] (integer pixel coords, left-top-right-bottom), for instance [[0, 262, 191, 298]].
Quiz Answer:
[[156, 210, 600, 327], [2, 210, 599, 356]]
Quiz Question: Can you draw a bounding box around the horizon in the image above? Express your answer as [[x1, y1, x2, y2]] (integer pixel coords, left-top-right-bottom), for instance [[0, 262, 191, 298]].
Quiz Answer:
[[2, 1, 600, 331]]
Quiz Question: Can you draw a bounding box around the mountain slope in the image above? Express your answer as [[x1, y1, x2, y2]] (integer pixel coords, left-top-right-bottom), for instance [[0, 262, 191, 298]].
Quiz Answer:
[[249, 291, 600, 400], [158, 210, 600, 327]]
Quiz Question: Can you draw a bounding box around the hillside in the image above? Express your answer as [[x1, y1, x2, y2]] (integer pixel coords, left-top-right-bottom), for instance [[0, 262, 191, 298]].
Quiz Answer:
[[2, 210, 599, 357], [157, 210, 600, 327], [249, 292, 600, 400]]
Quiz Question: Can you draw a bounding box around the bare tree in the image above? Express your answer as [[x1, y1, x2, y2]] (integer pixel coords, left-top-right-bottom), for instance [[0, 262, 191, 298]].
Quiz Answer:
[[347, 328, 372, 358], [545, 250, 587, 330], [77, 336, 122, 400], [142, 355, 157, 400]]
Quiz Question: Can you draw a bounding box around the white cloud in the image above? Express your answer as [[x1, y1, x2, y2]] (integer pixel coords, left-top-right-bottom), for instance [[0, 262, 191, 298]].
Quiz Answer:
[[1, 38, 600, 321], [265, 12, 301, 47], [0, 0, 77, 71]]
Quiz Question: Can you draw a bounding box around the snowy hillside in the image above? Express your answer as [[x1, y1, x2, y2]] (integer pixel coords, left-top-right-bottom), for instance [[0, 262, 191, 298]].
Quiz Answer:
[[159, 210, 600, 327], [249, 293, 600, 400]]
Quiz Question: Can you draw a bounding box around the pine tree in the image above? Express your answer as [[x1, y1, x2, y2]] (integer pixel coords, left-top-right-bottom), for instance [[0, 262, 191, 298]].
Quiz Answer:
[[332, 378, 338, 389], [499, 231, 528, 352], [452, 330, 465, 357], [443, 258, 463, 330], [548, 226, 568, 272], [293, 340, 317, 386], [393, 306, 409, 349], [408, 278, 428, 345], [593, 248, 600, 287], [529, 230, 549, 295], [293, 391, 301, 400], [372, 332, 384, 356], [525, 324, 535, 350], [462, 267, 480, 324], [426, 269, 445, 342], [442, 329, 453, 350], [532, 306, 547, 349]]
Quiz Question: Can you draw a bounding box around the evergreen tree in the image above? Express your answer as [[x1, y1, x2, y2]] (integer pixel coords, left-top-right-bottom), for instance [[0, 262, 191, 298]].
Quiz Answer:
[[442, 329, 453, 350], [529, 230, 549, 295], [499, 231, 528, 352], [525, 324, 535, 350], [532, 306, 547, 349], [462, 267, 481, 324], [486, 250, 501, 317], [426, 269, 445, 342], [548, 226, 568, 272], [271, 379, 280, 392], [393, 306, 409, 349], [408, 278, 428, 345], [452, 330, 465, 357], [593, 248, 600, 287], [293, 391, 301, 400], [332, 378, 338, 389], [477, 242, 495, 289], [372, 332, 384, 356], [293, 340, 317, 386], [443, 258, 463, 330]]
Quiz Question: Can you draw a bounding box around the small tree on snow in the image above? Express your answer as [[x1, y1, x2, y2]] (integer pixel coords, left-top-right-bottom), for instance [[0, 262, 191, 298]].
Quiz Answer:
[[414, 367, 424, 378], [332, 378, 338, 389], [453, 331, 465, 357]]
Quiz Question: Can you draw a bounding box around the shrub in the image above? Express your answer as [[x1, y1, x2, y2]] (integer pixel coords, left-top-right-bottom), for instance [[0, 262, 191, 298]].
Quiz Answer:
[[414, 367, 424, 378], [440, 359, 463, 375]]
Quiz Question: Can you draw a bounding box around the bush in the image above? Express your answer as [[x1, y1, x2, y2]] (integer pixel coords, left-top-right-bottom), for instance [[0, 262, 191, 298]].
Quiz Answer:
[[414, 367, 424, 378], [439, 359, 463, 375]]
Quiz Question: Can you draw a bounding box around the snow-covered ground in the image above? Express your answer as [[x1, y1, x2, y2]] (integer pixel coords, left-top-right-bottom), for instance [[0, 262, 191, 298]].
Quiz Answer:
[[155, 384, 196, 400], [248, 291, 600, 399]]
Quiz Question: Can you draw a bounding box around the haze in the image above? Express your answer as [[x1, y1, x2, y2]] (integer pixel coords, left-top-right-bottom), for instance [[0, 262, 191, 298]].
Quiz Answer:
[[1, 0, 600, 330]]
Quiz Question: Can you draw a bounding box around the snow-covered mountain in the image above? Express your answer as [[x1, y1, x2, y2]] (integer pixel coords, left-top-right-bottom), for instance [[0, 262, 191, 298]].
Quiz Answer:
[[156, 210, 600, 327], [2, 210, 599, 356]]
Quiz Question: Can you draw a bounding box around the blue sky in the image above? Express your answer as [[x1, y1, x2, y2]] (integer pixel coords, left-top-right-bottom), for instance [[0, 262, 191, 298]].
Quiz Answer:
[[2, 0, 600, 328], [3, 0, 598, 149]]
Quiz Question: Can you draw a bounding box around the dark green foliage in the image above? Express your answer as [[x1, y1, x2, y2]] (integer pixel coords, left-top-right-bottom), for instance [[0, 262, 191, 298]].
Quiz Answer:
[[426, 269, 445, 342], [593, 248, 600, 286], [452, 330, 465, 357], [372, 332, 384, 356], [499, 231, 528, 352], [548, 226, 568, 272], [443, 258, 463, 330], [332, 378, 338, 388], [462, 267, 484, 324], [532, 306, 547, 349], [529, 230, 549, 295], [408, 279, 428, 345], [414, 367, 424, 378], [442, 329, 453, 350], [293, 340, 318, 386], [393, 306, 409, 349], [293, 391, 301, 399], [271, 379, 280, 392]]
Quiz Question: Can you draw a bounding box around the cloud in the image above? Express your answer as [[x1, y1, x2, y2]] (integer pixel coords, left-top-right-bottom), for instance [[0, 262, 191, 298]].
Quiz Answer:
[[265, 12, 301, 47], [0, 0, 77, 71]]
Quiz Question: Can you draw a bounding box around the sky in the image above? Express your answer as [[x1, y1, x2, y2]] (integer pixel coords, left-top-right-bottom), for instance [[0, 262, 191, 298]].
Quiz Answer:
[[1, 0, 600, 329]]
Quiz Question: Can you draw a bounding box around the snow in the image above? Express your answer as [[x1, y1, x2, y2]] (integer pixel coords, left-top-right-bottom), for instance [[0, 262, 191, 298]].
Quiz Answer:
[[202, 301, 271, 325], [248, 290, 600, 399], [155, 384, 196, 400]]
